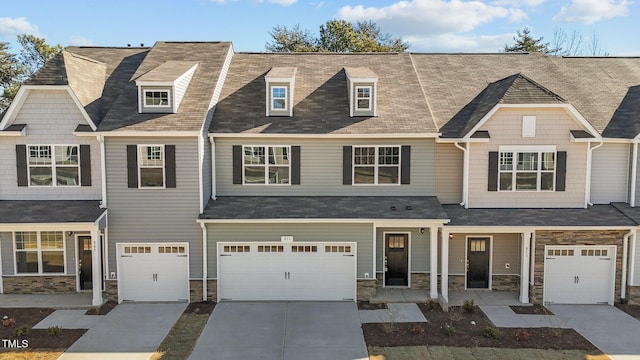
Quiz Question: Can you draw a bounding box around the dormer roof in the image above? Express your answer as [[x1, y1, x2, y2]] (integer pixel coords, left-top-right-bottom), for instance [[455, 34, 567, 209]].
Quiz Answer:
[[265, 67, 297, 82], [134, 61, 198, 84], [344, 67, 378, 83]]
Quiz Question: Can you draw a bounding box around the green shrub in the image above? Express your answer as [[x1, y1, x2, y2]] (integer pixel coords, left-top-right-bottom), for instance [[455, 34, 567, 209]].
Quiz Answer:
[[484, 326, 501, 339], [47, 326, 62, 337], [462, 299, 475, 313], [14, 324, 30, 336], [443, 322, 456, 337]]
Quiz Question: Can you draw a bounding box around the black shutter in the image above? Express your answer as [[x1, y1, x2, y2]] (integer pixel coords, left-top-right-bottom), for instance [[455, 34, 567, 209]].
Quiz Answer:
[[400, 145, 411, 185], [165, 145, 176, 188], [126, 145, 138, 188], [80, 145, 92, 186], [343, 146, 352, 185], [16, 145, 28, 187], [291, 146, 301, 185], [232, 145, 243, 184], [556, 151, 567, 192], [488, 151, 498, 191]]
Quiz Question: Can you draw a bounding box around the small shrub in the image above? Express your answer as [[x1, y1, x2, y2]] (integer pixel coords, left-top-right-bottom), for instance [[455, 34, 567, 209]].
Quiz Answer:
[[381, 311, 399, 333], [443, 322, 456, 337], [47, 326, 62, 337], [14, 324, 30, 337], [462, 299, 475, 313], [2, 316, 16, 327], [424, 299, 439, 310], [515, 328, 531, 341], [484, 326, 500, 339], [411, 325, 425, 335]]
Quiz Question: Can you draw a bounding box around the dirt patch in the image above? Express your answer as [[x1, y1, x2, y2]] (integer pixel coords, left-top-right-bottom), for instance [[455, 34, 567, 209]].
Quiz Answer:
[[85, 301, 117, 315], [358, 301, 387, 310], [362, 304, 599, 351], [368, 345, 597, 360], [151, 302, 216, 360], [510, 304, 554, 315], [615, 303, 640, 320]]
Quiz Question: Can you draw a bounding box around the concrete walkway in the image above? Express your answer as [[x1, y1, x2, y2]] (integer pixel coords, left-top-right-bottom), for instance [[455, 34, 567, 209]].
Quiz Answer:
[[34, 310, 103, 330], [359, 303, 427, 323], [58, 302, 186, 360], [190, 302, 368, 360]]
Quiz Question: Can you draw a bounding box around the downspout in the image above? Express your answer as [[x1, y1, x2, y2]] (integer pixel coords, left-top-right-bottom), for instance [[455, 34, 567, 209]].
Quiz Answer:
[[209, 136, 216, 200], [201, 222, 208, 302], [631, 142, 638, 207], [585, 139, 604, 207], [454, 142, 468, 208], [622, 229, 634, 301], [98, 135, 107, 208]]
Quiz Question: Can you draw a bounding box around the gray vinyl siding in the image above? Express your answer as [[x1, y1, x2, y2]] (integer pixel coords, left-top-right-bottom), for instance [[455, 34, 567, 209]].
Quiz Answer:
[[215, 138, 435, 196], [448, 233, 521, 276], [435, 143, 463, 204], [206, 223, 373, 279], [591, 143, 629, 204], [0, 90, 102, 200], [1, 232, 14, 276], [65, 233, 76, 276], [376, 228, 431, 273], [105, 137, 202, 278]]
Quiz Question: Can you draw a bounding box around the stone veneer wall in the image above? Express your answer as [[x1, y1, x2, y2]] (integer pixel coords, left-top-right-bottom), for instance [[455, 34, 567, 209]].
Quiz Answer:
[[2, 276, 76, 294], [531, 230, 626, 304], [492, 275, 520, 292], [104, 279, 217, 303], [410, 273, 430, 290], [105, 280, 118, 302], [447, 275, 466, 292], [627, 286, 640, 305], [357, 279, 377, 301]]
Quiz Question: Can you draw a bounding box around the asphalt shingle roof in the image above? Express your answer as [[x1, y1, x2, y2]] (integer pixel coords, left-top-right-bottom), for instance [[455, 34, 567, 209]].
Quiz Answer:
[[200, 196, 448, 220], [0, 200, 105, 223]]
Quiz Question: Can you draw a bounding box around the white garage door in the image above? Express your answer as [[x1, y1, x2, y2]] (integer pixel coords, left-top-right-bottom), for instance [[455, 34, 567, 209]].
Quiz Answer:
[[218, 242, 356, 301], [118, 243, 189, 302], [544, 245, 616, 305]]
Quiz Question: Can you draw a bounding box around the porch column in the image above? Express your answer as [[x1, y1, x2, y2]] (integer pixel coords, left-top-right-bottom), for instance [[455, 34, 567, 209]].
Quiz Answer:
[[519, 232, 531, 304], [430, 227, 438, 299], [441, 230, 449, 303], [91, 225, 103, 306]]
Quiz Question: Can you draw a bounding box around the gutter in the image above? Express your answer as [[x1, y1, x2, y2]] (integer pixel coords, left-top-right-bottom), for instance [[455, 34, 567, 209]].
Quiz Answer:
[[631, 142, 638, 207], [201, 222, 208, 302], [454, 142, 469, 208], [209, 136, 216, 200], [585, 139, 604, 207], [98, 135, 107, 208]]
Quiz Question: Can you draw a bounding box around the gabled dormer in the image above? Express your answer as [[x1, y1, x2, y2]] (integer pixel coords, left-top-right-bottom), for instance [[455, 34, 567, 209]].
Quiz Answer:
[[345, 67, 378, 117], [265, 67, 296, 117], [134, 61, 198, 114]]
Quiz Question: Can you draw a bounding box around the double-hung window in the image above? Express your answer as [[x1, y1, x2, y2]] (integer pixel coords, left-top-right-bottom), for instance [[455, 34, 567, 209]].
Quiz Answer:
[[271, 86, 287, 111], [15, 231, 65, 274], [243, 145, 290, 185], [499, 147, 555, 191], [139, 145, 165, 188], [356, 86, 372, 110], [144, 89, 170, 107], [353, 146, 400, 184], [28, 145, 79, 186]]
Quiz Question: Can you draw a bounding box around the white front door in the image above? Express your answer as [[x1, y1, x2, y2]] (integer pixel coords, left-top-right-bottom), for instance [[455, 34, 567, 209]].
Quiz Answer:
[[217, 242, 356, 301], [117, 243, 189, 302], [544, 245, 615, 305]]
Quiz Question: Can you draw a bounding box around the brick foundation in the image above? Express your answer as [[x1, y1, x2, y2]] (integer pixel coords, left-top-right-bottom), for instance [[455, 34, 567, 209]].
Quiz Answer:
[[627, 286, 640, 305], [492, 275, 520, 292], [2, 276, 76, 294]]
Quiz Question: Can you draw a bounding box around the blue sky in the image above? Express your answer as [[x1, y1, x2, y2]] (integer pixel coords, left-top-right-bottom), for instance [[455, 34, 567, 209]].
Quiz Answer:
[[1, 0, 637, 55]]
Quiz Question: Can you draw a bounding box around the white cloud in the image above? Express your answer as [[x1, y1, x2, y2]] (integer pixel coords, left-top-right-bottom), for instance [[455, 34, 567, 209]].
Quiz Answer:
[[0, 17, 39, 38], [553, 0, 630, 24], [492, 0, 546, 6], [407, 32, 514, 52], [69, 36, 95, 46], [254, 0, 297, 4], [508, 8, 528, 22]]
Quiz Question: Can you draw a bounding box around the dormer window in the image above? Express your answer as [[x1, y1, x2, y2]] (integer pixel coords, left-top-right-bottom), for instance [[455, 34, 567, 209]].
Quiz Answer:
[[144, 89, 171, 108], [134, 61, 198, 114], [345, 67, 378, 117], [265, 67, 296, 117]]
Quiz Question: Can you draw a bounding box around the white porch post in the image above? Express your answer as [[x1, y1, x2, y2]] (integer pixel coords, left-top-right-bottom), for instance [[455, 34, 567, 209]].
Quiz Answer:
[[519, 232, 531, 304], [430, 227, 438, 299], [91, 225, 103, 306], [441, 230, 449, 303]]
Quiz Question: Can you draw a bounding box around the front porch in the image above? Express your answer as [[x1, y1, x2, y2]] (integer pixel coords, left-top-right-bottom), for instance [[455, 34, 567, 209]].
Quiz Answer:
[[369, 287, 520, 306]]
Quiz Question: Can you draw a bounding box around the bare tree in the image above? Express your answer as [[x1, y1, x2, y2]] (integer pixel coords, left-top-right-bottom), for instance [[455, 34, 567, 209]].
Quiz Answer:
[[586, 31, 609, 56], [551, 28, 584, 56]]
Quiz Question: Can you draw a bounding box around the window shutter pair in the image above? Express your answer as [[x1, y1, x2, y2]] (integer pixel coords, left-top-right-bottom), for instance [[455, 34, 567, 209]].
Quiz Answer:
[[342, 145, 411, 185], [232, 145, 301, 185], [127, 145, 176, 188], [16, 145, 92, 187], [487, 151, 566, 191]]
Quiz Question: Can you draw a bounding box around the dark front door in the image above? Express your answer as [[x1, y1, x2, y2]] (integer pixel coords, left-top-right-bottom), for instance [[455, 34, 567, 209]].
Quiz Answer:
[[467, 237, 490, 288], [78, 236, 92, 290], [385, 234, 408, 286]]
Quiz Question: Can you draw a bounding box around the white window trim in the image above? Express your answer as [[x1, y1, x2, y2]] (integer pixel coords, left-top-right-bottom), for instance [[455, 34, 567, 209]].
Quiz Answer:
[[143, 89, 172, 108], [13, 231, 66, 275], [352, 145, 401, 186], [242, 145, 291, 186], [138, 144, 166, 189], [270, 86, 288, 112], [498, 145, 557, 192], [27, 144, 81, 187], [355, 85, 372, 111]]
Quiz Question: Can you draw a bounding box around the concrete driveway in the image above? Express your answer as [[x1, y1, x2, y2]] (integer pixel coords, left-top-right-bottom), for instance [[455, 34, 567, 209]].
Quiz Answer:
[[58, 302, 186, 360], [548, 305, 640, 360], [189, 302, 368, 360]]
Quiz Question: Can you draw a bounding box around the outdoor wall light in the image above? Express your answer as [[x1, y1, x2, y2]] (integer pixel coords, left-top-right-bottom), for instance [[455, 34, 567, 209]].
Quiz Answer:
[[419, 228, 425, 234], [66, 231, 74, 236]]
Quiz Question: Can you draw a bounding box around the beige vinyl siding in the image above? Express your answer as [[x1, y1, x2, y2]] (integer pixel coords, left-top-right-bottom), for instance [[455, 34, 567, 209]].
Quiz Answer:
[[468, 108, 587, 208], [448, 234, 466, 274], [0, 90, 102, 200], [174, 66, 197, 111], [105, 137, 202, 278], [64, 233, 76, 276], [375, 228, 431, 274], [1, 232, 13, 275], [206, 223, 373, 279], [591, 143, 629, 204], [215, 138, 435, 196], [447, 233, 521, 275], [435, 143, 463, 204]]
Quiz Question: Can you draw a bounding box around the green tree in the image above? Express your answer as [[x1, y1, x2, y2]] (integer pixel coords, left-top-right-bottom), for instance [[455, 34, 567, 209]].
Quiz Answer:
[[503, 27, 553, 53], [266, 19, 409, 53], [17, 34, 63, 78], [0, 42, 23, 110]]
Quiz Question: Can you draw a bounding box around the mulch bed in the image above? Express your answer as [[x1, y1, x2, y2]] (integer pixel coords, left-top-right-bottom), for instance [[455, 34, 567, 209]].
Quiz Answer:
[[358, 301, 387, 310], [362, 304, 598, 351], [510, 304, 554, 315], [0, 308, 86, 351], [615, 303, 640, 320], [85, 301, 118, 315]]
